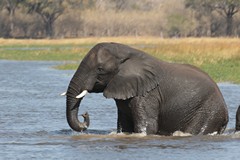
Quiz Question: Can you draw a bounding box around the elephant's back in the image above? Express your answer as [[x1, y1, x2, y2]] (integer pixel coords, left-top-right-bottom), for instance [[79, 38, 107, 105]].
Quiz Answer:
[[157, 62, 228, 134], [158, 61, 227, 113]]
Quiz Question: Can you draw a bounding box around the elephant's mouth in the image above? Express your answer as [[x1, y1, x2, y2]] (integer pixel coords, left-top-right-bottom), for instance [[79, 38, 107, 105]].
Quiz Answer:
[[92, 81, 106, 93]]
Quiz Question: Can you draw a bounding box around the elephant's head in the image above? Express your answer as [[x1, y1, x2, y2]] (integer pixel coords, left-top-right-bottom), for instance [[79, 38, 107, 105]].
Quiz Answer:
[[66, 42, 161, 132]]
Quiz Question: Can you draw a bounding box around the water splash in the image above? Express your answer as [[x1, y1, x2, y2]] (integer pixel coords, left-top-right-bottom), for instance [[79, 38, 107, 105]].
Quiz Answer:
[[172, 131, 192, 137]]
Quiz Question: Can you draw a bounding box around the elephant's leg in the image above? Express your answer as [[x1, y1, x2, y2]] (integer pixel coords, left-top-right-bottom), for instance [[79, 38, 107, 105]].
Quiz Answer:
[[200, 103, 228, 134], [184, 96, 228, 135], [129, 96, 159, 134], [130, 99, 147, 133], [117, 109, 122, 133], [115, 100, 134, 133]]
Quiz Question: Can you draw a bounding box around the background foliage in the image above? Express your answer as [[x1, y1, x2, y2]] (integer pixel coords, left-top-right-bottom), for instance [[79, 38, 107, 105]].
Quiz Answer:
[[1, 0, 240, 38]]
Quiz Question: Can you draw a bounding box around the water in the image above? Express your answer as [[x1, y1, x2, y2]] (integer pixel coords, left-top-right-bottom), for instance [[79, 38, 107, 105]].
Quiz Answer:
[[0, 60, 240, 160]]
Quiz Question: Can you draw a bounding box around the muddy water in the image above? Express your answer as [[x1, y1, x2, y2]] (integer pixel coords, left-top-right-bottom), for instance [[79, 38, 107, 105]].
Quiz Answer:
[[0, 60, 240, 160]]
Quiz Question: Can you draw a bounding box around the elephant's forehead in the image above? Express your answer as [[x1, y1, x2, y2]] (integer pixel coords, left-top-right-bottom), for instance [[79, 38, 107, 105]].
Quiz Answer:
[[85, 49, 114, 66], [97, 49, 116, 63], [88, 52, 97, 61]]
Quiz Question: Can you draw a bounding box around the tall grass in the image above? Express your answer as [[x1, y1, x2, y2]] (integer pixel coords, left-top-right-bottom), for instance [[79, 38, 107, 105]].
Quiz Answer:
[[0, 37, 239, 83]]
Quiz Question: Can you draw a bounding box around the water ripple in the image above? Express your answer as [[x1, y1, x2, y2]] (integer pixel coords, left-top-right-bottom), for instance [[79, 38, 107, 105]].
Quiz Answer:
[[1, 60, 240, 160]]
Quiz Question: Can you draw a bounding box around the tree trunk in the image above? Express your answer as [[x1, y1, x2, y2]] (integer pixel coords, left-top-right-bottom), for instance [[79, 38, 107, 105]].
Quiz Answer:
[[9, 9, 14, 38], [226, 14, 233, 36], [45, 20, 53, 38]]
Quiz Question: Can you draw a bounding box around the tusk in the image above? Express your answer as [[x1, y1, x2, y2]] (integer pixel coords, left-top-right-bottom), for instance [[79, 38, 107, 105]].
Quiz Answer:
[[76, 90, 88, 99], [60, 92, 66, 96]]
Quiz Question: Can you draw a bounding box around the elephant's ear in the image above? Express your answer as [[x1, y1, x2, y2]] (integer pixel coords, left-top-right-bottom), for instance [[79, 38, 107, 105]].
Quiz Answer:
[[103, 56, 161, 100]]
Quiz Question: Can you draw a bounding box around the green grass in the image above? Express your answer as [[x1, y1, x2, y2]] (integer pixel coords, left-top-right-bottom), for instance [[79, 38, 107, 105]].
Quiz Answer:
[[201, 59, 240, 83], [53, 62, 80, 70], [0, 46, 88, 61], [0, 37, 239, 83]]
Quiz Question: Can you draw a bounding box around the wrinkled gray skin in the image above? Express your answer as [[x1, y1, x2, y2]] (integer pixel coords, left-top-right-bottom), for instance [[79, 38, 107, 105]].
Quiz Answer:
[[66, 42, 229, 135], [236, 106, 240, 131]]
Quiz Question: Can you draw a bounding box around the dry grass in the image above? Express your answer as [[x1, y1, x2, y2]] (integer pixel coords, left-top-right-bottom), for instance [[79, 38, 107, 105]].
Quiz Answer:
[[1, 36, 239, 59], [0, 36, 166, 45], [0, 36, 239, 44], [143, 38, 240, 62]]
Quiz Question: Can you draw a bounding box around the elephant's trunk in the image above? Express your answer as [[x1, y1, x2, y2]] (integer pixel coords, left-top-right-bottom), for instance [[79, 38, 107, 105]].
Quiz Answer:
[[66, 75, 90, 132]]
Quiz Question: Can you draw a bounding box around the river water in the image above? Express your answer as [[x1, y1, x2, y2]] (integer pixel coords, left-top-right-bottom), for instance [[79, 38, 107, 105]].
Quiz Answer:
[[0, 60, 240, 160]]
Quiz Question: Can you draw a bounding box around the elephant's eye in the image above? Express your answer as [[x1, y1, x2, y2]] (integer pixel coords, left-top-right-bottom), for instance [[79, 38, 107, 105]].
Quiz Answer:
[[97, 67, 104, 73]]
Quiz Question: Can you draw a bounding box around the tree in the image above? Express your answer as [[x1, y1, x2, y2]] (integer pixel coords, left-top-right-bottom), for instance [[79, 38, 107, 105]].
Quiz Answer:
[[214, 0, 240, 36], [0, 0, 25, 37], [185, 0, 240, 36], [25, 0, 66, 38], [111, 0, 128, 11]]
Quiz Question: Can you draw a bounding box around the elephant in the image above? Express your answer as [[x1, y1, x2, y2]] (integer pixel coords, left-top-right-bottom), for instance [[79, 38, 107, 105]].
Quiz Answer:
[[65, 42, 229, 135], [236, 105, 240, 131]]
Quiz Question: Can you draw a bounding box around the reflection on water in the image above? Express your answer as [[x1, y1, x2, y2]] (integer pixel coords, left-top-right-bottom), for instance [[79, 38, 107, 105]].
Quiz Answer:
[[0, 60, 240, 160]]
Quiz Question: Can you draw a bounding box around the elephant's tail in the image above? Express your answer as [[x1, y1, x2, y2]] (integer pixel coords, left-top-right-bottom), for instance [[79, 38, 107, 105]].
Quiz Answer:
[[236, 105, 240, 131]]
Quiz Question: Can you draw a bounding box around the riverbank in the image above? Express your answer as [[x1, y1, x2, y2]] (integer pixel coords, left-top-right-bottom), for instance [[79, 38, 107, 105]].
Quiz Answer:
[[0, 37, 239, 83]]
